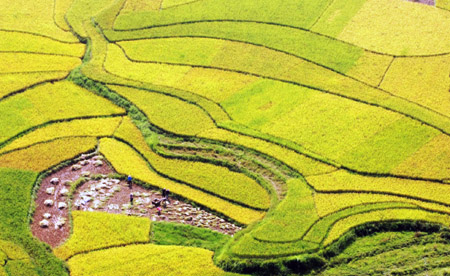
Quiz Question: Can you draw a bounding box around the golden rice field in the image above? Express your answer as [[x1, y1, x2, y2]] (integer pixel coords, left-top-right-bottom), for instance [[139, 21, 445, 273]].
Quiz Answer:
[[0, 0, 449, 275]]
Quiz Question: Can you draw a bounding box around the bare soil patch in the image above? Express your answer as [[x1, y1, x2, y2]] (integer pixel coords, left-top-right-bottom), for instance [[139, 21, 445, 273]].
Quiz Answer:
[[31, 155, 242, 248]]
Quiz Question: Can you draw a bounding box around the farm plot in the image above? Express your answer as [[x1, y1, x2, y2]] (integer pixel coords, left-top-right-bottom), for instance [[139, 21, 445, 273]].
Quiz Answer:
[[67, 244, 235, 276], [113, 0, 332, 30], [2, 0, 450, 273], [99, 137, 266, 225], [0, 80, 124, 144]]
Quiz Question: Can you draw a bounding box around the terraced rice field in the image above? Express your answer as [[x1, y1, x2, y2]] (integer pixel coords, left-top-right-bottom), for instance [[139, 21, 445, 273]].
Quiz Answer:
[[0, 0, 449, 275]]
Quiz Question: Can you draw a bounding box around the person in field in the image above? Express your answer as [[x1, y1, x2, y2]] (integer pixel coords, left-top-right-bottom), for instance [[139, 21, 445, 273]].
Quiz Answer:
[[127, 175, 132, 189]]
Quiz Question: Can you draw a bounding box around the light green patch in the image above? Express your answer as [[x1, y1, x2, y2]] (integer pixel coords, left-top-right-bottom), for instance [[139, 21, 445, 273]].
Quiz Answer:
[[66, 0, 115, 37], [337, 117, 440, 172], [221, 80, 313, 129], [0, 96, 34, 143], [119, 37, 223, 65], [257, 90, 402, 163], [303, 202, 416, 244], [114, 0, 332, 30], [311, 0, 368, 37], [251, 178, 318, 242], [107, 21, 363, 73]]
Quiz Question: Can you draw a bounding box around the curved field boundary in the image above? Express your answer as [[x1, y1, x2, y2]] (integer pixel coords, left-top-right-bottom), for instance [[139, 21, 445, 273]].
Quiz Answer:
[[54, 211, 151, 260], [0, 71, 70, 101], [313, 191, 450, 218], [0, 31, 85, 57], [0, 137, 97, 172], [110, 19, 450, 58], [307, 170, 450, 207], [322, 209, 450, 246], [104, 42, 450, 181], [0, 116, 123, 155], [112, 41, 450, 133], [66, 243, 231, 276], [0, 114, 125, 152], [304, 203, 421, 244], [0, 28, 81, 45], [99, 137, 266, 224]]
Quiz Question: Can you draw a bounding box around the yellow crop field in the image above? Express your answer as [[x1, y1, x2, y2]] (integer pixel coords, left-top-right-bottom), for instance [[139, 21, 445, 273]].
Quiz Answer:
[[0, 80, 124, 143], [380, 55, 450, 117], [99, 138, 266, 224], [307, 170, 450, 206], [438, 0, 450, 10], [323, 209, 450, 246], [3, 0, 450, 273], [105, 44, 191, 87], [0, 117, 122, 154], [0, 0, 78, 42], [313, 192, 450, 218], [54, 211, 150, 260], [345, 51, 393, 86], [113, 117, 271, 209], [338, 0, 450, 55], [67, 244, 232, 276], [53, 0, 75, 31], [110, 85, 216, 136], [0, 53, 81, 73], [392, 133, 450, 180], [0, 72, 69, 99], [0, 31, 85, 57], [0, 137, 97, 172]]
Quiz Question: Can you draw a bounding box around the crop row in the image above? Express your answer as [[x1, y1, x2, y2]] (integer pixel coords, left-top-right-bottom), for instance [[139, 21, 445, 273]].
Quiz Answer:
[[307, 170, 450, 207], [112, 85, 216, 136], [67, 243, 234, 276], [114, 117, 271, 210], [0, 80, 125, 144], [113, 0, 331, 31], [116, 28, 364, 75], [105, 21, 395, 86], [250, 178, 318, 242], [323, 208, 450, 246], [0, 71, 69, 99], [107, 40, 448, 179], [103, 23, 450, 137], [99, 137, 265, 224], [0, 52, 80, 74], [108, 81, 334, 178], [0, 117, 122, 154], [303, 202, 416, 244], [0, 0, 79, 42], [54, 211, 150, 260], [0, 31, 85, 57], [314, 192, 450, 218], [230, 232, 318, 258], [0, 137, 97, 172], [104, 43, 256, 103]]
